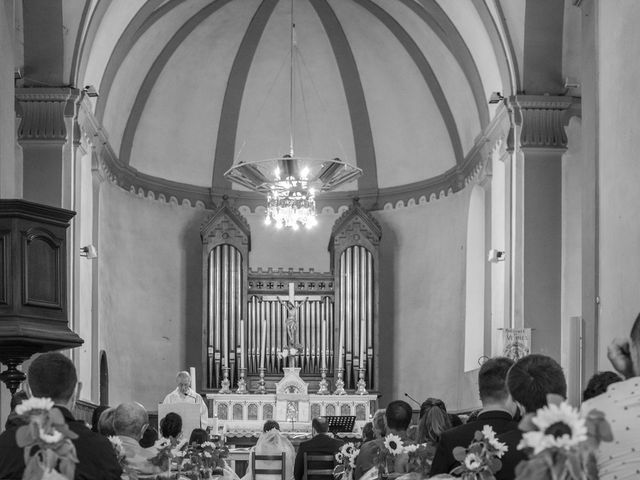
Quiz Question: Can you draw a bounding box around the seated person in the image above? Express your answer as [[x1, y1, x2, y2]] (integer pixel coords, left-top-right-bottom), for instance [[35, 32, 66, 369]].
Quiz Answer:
[[294, 417, 344, 480], [242, 420, 295, 480], [91, 405, 111, 433], [139, 426, 159, 448], [188, 428, 209, 446], [114, 402, 167, 476], [361, 422, 374, 444], [4, 391, 29, 430], [160, 412, 183, 442], [582, 371, 622, 401], [97, 407, 117, 436]]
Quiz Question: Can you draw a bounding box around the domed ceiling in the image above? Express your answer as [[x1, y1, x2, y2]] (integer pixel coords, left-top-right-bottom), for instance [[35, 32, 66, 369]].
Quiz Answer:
[[78, 0, 516, 209]]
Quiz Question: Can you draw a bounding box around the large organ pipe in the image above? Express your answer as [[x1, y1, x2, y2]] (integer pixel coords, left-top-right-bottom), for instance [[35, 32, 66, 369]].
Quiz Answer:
[[353, 247, 361, 371], [338, 253, 345, 376], [229, 248, 236, 382], [360, 247, 367, 366], [208, 253, 214, 387], [367, 251, 374, 386]]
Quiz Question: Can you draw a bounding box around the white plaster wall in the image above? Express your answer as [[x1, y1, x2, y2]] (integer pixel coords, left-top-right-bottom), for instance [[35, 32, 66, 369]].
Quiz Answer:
[[99, 183, 207, 410], [596, 2, 640, 367], [374, 190, 472, 411]]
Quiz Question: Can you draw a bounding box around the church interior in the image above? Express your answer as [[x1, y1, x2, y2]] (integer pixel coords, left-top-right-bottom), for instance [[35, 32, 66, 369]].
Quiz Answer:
[[0, 0, 639, 429]]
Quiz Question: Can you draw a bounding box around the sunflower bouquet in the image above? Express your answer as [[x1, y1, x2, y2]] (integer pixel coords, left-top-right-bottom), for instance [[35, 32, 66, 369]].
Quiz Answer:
[[514, 394, 612, 480], [449, 425, 508, 480], [334, 442, 360, 480], [174, 440, 229, 480], [14, 397, 79, 480]]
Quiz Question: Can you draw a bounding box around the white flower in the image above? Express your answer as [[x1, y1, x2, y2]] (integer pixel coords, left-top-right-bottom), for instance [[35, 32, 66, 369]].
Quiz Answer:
[[204, 451, 212, 458], [403, 444, 419, 453], [335, 452, 344, 462], [488, 437, 508, 458], [15, 397, 53, 415], [280, 350, 289, 359], [520, 401, 588, 454], [39, 427, 63, 444], [108, 436, 123, 450], [481, 425, 496, 442], [289, 347, 298, 355], [384, 434, 404, 455], [174, 450, 186, 457], [340, 443, 356, 457], [464, 453, 482, 471]]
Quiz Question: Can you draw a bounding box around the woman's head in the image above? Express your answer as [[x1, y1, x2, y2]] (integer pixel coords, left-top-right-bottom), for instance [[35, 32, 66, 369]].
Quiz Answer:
[[372, 409, 387, 438], [189, 428, 209, 445], [361, 422, 374, 443], [417, 398, 451, 444], [263, 420, 280, 432], [97, 407, 116, 436], [160, 412, 183, 439]]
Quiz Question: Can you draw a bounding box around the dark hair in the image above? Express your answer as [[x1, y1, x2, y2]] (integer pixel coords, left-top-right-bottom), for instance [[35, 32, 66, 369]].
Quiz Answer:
[[160, 412, 183, 439], [139, 427, 159, 448], [28, 352, 77, 403], [10, 391, 29, 411], [417, 400, 451, 444], [189, 428, 208, 445], [448, 414, 463, 427], [312, 417, 329, 434], [478, 357, 514, 403], [507, 354, 567, 412], [583, 371, 622, 401], [419, 398, 446, 418], [91, 405, 111, 433], [263, 420, 280, 432], [385, 400, 412, 431], [361, 422, 374, 442]]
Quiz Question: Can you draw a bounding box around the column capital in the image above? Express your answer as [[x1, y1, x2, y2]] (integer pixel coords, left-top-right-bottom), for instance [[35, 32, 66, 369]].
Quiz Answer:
[[506, 95, 575, 150], [15, 87, 80, 145]]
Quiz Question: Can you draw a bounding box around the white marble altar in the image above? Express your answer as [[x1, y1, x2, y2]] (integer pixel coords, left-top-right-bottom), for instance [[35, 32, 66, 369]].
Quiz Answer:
[[206, 368, 376, 434]]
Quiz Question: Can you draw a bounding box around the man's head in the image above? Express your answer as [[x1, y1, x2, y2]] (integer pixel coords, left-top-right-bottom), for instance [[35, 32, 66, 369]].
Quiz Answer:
[[311, 417, 329, 435], [478, 357, 514, 409], [385, 400, 412, 432], [507, 354, 567, 413], [113, 402, 149, 440], [28, 352, 78, 406], [176, 371, 191, 395], [263, 420, 280, 432]]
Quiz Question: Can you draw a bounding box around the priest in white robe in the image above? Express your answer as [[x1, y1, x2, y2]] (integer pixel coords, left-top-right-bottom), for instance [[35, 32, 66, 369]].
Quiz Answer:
[[162, 371, 209, 428]]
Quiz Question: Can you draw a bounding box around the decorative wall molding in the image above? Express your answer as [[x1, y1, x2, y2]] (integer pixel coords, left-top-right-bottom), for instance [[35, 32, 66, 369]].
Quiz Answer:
[[509, 95, 574, 149], [15, 88, 80, 144], [248, 267, 334, 296], [200, 197, 251, 251]]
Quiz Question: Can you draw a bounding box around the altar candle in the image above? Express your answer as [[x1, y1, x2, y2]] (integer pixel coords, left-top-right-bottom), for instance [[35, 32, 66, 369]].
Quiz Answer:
[[240, 319, 245, 370], [337, 317, 344, 370], [189, 367, 196, 389], [320, 319, 326, 369], [260, 319, 267, 369], [359, 317, 366, 366]]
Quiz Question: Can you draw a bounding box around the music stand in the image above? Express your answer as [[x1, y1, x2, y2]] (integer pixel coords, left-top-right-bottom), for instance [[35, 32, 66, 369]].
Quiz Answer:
[[325, 416, 356, 434]]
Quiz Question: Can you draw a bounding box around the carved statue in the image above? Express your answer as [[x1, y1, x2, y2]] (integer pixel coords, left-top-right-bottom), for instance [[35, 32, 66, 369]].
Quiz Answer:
[[277, 296, 309, 345]]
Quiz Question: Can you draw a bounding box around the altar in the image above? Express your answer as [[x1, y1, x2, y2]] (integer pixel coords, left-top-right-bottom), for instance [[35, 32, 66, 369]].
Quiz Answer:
[[206, 367, 377, 435]]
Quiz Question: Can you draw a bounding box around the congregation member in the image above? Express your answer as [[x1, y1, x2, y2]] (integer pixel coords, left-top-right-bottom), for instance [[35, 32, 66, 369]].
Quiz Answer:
[[242, 420, 295, 480], [0, 352, 122, 480], [430, 357, 517, 476], [415, 397, 451, 456], [581, 313, 640, 480], [162, 370, 209, 428], [97, 407, 117, 436], [361, 422, 374, 443], [189, 428, 209, 445], [582, 370, 622, 401], [91, 405, 111, 433], [160, 411, 184, 441], [114, 402, 166, 476], [494, 354, 567, 480], [4, 390, 28, 430], [294, 417, 344, 480], [370, 408, 387, 440], [139, 426, 159, 448], [354, 400, 414, 480]]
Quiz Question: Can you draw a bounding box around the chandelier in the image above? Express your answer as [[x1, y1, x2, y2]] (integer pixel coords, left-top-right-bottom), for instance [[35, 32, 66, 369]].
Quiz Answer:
[[224, 0, 362, 229]]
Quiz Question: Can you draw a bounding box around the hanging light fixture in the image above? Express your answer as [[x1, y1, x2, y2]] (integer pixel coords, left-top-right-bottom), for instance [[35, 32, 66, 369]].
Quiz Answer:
[[224, 0, 362, 230]]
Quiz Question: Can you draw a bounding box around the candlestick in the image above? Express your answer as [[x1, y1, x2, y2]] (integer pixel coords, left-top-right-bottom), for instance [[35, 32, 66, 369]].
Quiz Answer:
[[260, 319, 267, 369], [334, 368, 346, 395], [236, 367, 248, 394], [317, 366, 329, 394], [240, 319, 245, 370], [219, 366, 231, 394], [189, 366, 196, 390], [257, 367, 267, 394], [356, 366, 368, 395]]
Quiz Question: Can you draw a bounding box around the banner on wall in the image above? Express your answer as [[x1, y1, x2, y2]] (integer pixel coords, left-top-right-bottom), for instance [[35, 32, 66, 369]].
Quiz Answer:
[[501, 328, 531, 360]]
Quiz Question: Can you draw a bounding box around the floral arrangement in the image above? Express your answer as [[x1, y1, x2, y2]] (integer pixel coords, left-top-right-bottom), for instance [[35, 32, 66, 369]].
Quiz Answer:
[[450, 425, 508, 480], [514, 394, 612, 480], [14, 397, 79, 480], [373, 434, 433, 479], [334, 442, 360, 480], [173, 440, 229, 480], [277, 343, 305, 360], [108, 435, 126, 468]]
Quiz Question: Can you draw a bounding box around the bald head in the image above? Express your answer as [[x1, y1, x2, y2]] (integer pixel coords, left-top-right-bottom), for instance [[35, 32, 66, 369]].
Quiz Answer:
[[114, 402, 149, 440]]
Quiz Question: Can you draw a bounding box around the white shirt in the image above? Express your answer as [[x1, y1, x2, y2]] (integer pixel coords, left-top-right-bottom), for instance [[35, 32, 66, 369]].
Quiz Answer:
[[162, 387, 209, 427], [581, 377, 640, 480]]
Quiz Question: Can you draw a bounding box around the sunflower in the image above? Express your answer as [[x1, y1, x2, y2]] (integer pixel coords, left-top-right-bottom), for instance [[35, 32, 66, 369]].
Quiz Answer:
[[464, 453, 482, 471], [384, 434, 404, 455], [519, 401, 588, 455]]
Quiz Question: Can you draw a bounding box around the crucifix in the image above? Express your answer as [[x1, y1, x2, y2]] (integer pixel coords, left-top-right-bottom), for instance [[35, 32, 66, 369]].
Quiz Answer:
[[277, 282, 308, 346]]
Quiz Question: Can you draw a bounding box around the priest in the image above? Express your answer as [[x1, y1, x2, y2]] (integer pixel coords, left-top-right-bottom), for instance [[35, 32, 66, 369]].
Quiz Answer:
[[162, 371, 209, 428]]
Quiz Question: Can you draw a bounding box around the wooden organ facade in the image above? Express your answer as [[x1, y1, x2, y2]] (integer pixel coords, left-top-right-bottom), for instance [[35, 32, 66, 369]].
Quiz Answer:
[[201, 199, 381, 395]]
